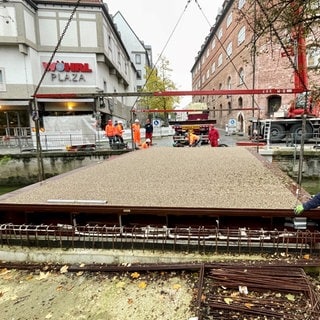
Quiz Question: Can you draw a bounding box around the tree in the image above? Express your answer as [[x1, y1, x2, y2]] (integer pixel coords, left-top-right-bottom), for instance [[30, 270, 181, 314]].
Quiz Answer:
[[243, 0, 320, 96], [139, 56, 179, 125]]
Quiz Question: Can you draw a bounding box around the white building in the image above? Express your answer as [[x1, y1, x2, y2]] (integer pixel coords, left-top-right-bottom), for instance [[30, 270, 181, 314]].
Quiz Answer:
[[0, 0, 145, 145], [112, 11, 152, 93]]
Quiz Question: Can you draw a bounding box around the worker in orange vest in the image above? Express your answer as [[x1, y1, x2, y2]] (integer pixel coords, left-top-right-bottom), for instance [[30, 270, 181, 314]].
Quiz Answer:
[[114, 120, 124, 143], [105, 119, 116, 147], [187, 130, 201, 147], [140, 138, 151, 149], [131, 119, 141, 148]]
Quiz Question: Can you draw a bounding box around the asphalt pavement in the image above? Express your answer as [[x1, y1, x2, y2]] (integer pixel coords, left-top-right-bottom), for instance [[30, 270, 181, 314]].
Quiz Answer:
[[0, 128, 246, 154], [154, 128, 246, 147]]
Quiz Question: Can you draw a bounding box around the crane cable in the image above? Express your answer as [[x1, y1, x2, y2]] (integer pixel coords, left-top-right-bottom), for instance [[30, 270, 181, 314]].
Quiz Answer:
[[131, 0, 193, 112], [194, 0, 261, 111], [31, 0, 82, 182]]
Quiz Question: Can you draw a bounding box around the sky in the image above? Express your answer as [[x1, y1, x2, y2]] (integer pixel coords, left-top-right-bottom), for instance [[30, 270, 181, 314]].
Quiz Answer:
[[106, 0, 224, 106]]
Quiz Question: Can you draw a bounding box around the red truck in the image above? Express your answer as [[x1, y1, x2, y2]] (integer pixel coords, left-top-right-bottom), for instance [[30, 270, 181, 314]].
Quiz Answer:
[[169, 110, 216, 146]]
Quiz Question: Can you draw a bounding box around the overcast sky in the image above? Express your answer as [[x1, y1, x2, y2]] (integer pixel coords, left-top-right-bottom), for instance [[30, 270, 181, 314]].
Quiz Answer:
[[106, 0, 224, 106]]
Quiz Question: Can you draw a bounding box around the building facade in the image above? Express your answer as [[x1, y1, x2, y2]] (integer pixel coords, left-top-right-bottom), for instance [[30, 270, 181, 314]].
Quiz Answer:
[[191, 0, 320, 135], [0, 0, 144, 144], [112, 11, 152, 93]]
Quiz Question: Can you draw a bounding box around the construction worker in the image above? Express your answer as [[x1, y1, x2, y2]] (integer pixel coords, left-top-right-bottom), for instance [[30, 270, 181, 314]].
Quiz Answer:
[[208, 124, 220, 147], [140, 138, 151, 149], [105, 119, 115, 147], [187, 130, 200, 147], [114, 120, 124, 143], [144, 118, 153, 145], [131, 119, 141, 148], [294, 193, 320, 215]]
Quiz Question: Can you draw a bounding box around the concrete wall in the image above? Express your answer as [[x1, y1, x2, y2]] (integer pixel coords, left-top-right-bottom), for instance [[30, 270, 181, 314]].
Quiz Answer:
[[0, 150, 127, 186]]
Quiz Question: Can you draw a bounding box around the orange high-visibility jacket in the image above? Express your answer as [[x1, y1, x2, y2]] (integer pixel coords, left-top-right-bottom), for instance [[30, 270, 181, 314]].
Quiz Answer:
[[132, 123, 141, 144], [140, 141, 149, 149], [188, 133, 199, 145], [105, 124, 115, 137], [115, 124, 124, 136]]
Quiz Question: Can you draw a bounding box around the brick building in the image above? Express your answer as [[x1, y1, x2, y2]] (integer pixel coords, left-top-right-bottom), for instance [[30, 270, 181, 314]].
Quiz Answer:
[[191, 0, 320, 135]]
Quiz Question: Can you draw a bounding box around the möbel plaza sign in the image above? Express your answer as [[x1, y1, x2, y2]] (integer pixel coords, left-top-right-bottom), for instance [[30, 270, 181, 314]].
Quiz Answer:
[[41, 56, 96, 86]]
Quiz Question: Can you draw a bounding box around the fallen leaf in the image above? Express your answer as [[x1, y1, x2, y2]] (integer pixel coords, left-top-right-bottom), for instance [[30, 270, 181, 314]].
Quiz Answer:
[[239, 286, 248, 295], [116, 281, 126, 288], [172, 284, 181, 290], [131, 272, 140, 279], [244, 303, 254, 309], [45, 313, 52, 319], [79, 263, 85, 268], [303, 254, 310, 260], [0, 268, 10, 275], [285, 293, 295, 302], [224, 297, 233, 305], [60, 265, 69, 274], [38, 272, 50, 280], [76, 271, 84, 277], [128, 298, 133, 304], [138, 281, 147, 289]]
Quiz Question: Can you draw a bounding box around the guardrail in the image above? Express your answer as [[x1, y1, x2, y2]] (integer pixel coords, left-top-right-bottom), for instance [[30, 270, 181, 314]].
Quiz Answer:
[[1, 127, 175, 152]]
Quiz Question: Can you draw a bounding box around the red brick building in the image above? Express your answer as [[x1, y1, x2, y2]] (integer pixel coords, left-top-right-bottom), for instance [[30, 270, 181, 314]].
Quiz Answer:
[[191, 0, 319, 135]]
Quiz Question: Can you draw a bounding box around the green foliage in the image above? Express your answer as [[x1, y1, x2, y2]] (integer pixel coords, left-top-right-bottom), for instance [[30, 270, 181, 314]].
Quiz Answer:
[[0, 155, 11, 165], [139, 57, 180, 124]]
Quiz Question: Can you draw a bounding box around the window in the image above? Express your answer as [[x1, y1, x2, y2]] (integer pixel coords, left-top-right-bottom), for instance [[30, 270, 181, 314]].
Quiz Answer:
[[137, 70, 142, 80], [239, 68, 244, 85], [211, 38, 216, 50], [238, 0, 246, 9], [307, 46, 320, 68], [135, 54, 141, 64], [211, 62, 216, 74], [108, 35, 112, 52], [226, 42, 232, 58], [206, 48, 210, 58], [226, 12, 232, 28], [0, 68, 6, 91], [227, 76, 232, 90], [206, 69, 210, 79], [238, 26, 246, 45], [218, 53, 223, 67], [218, 28, 223, 39]]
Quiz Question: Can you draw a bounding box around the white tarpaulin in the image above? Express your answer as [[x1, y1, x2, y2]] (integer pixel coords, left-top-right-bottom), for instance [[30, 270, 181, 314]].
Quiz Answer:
[[32, 115, 98, 150]]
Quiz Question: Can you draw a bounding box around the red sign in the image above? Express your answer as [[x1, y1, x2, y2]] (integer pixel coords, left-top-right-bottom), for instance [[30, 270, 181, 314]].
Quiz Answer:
[[43, 61, 92, 72]]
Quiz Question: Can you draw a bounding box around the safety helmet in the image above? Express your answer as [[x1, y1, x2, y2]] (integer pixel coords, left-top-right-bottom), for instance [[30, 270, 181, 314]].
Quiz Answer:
[[146, 138, 151, 143], [108, 119, 112, 123], [135, 119, 139, 123], [118, 120, 123, 124]]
